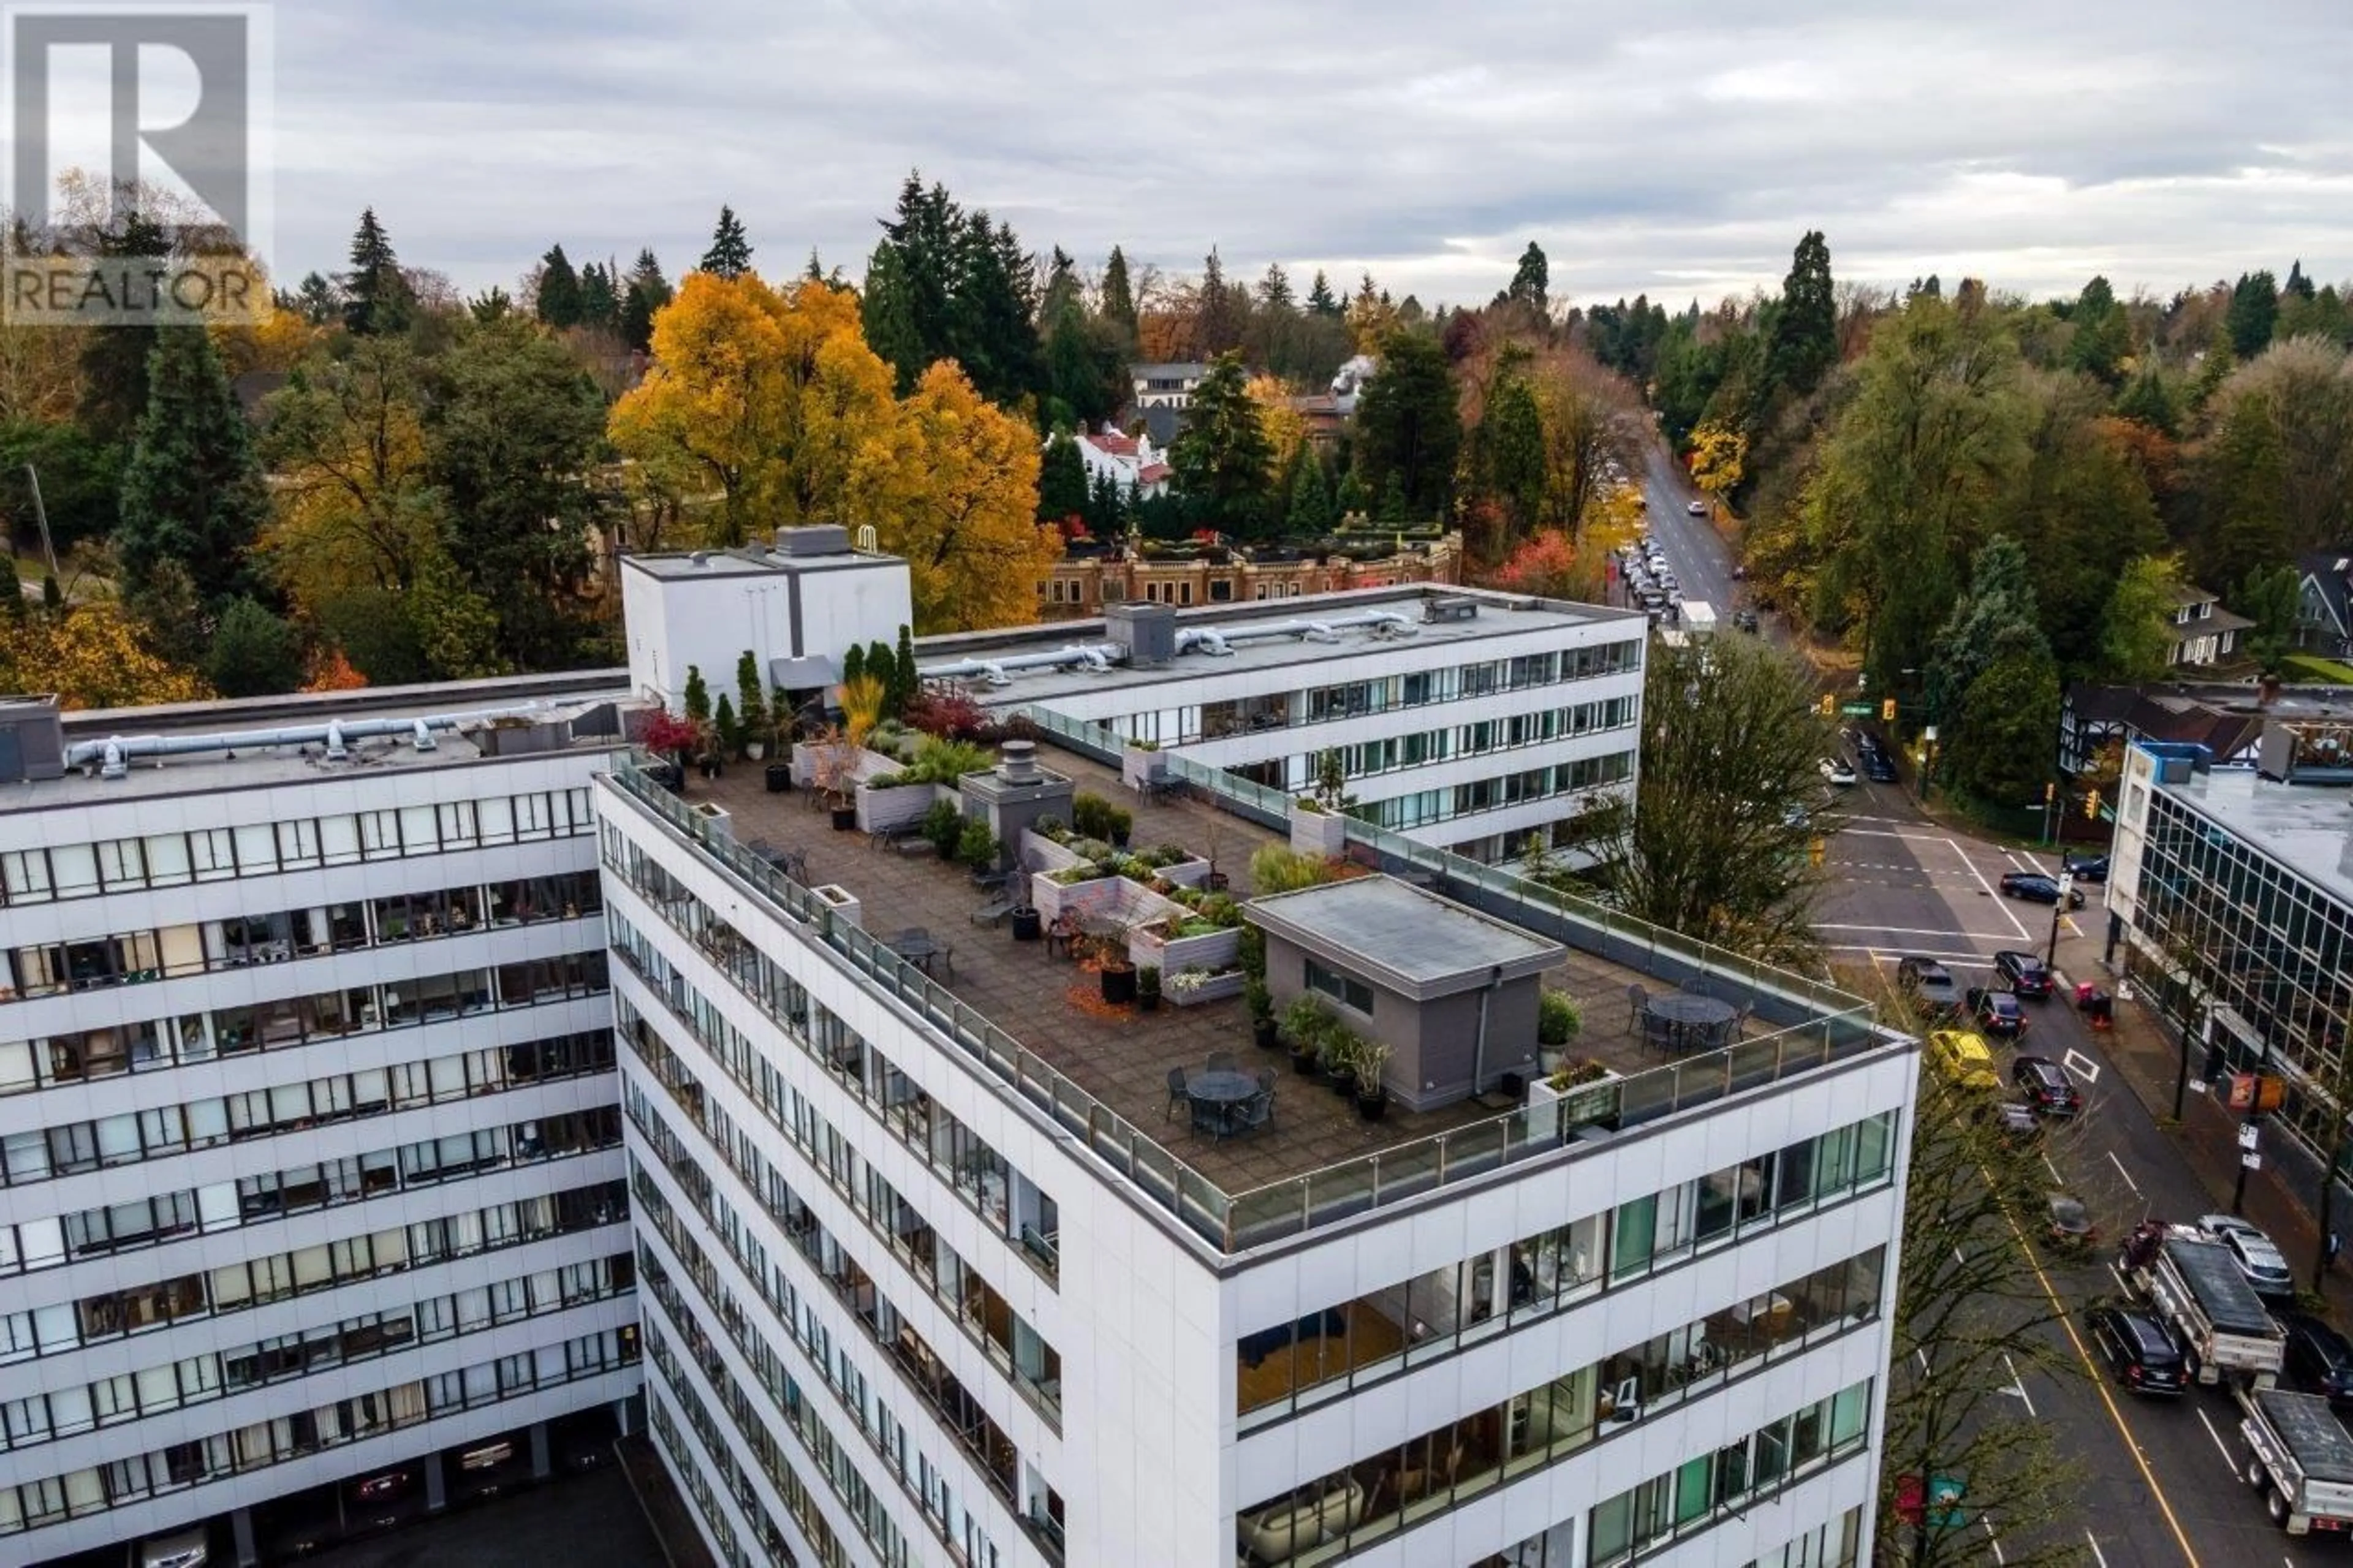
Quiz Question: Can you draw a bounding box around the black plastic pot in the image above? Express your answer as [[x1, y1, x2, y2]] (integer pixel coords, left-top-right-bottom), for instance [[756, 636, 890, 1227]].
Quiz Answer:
[[1253, 1018, 1280, 1050], [1010, 909, 1042, 942], [1100, 966, 1137, 1006], [765, 763, 791, 793], [1139, 993, 1160, 1013], [1355, 1092, 1389, 1122], [830, 807, 857, 831], [1289, 1047, 1316, 1077]]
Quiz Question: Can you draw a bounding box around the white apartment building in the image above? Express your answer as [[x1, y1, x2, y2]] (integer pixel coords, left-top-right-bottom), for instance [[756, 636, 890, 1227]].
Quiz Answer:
[[624, 533, 1649, 867], [605, 534, 1914, 1568], [0, 681, 643, 1566]]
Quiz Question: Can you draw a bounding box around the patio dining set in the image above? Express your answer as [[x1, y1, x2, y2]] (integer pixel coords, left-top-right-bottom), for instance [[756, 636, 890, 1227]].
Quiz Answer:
[[1167, 1056, 1277, 1142], [1627, 982, 1749, 1054]]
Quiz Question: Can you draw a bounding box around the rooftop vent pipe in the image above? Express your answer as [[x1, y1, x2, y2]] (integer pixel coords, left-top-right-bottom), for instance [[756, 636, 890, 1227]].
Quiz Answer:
[[67, 704, 551, 777], [917, 643, 1123, 687]]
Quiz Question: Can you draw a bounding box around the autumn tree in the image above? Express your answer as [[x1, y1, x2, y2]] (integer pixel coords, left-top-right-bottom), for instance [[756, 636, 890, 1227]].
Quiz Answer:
[[1686, 421, 1747, 498], [2099, 555, 2181, 682], [259, 337, 444, 608], [1170, 353, 1275, 537], [2191, 338, 2353, 589], [608, 271, 792, 545], [700, 206, 754, 279], [1485, 529, 1583, 598], [854, 361, 1058, 632], [0, 600, 210, 709], [116, 328, 269, 605]]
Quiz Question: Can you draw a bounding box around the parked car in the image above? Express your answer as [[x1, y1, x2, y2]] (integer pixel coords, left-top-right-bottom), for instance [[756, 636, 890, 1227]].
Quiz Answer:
[[2012, 1055, 2082, 1116], [1819, 756, 1857, 787], [1999, 871, 2085, 909], [1733, 610, 1760, 633], [2062, 853, 2109, 884], [1994, 950, 2055, 999], [1926, 1029, 2001, 1093], [2046, 1192, 2097, 1252], [2278, 1312, 2353, 1410], [1986, 1099, 2042, 1145], [2087, 1306, 2187, 1395], [2197, 1214, 2297, 1300], [1686, 499, 1708, 515], [1898, 956, 1963, 1017], [1966, 987, 2027, 1038]]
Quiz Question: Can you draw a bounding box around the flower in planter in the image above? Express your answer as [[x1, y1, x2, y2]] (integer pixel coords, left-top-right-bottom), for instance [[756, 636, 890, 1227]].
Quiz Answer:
[[1548, 1058, 1613, 1091]]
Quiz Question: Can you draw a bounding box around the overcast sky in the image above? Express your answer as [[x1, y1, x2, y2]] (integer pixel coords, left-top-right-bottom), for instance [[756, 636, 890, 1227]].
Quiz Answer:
[[261, 0, 2353, 312]]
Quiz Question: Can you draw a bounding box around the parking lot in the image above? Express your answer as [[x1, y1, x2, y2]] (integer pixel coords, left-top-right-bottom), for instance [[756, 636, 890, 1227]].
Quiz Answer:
[[295, 1463, 665, 1568]]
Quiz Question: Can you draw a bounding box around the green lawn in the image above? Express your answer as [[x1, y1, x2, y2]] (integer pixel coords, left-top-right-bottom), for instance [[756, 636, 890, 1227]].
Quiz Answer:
[[2284, 654, 2353, 686]]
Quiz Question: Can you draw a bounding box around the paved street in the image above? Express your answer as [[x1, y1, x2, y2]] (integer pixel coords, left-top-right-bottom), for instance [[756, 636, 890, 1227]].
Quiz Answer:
[[1813, 808, 2353, 1565], [1634, 442, 1741, 617]]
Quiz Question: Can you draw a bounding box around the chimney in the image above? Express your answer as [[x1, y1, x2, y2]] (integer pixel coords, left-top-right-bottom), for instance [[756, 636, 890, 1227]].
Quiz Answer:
[[998, 739, 1039, 784]]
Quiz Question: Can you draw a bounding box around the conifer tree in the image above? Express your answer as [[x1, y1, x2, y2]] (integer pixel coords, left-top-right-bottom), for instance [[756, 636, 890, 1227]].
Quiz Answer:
[[115, 328, 268, 605], [1284, 447, 1333, 536], [1038, 434, 1089, 522], [1101, 246, 1138, 335], [700, 205, 754, 280], [342, 208, 412, 337], [893, 624, 919, 713], [1306, 270, 1341, 318], [536, 244, 583, 327], [621, 248, 672, 352]]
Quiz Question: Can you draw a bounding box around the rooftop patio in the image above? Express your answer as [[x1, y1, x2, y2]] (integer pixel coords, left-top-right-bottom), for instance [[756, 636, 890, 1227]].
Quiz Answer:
[[683, 746, 1739, 1196]]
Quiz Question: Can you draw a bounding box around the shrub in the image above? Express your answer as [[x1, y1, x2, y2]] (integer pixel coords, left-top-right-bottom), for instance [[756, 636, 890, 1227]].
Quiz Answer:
[[909, 735, 991, 784], [1033, 815, 1069, 841], [1072, 792, 1114, 841], [957, 820, 999, 871], [1127, 737, 1159, 751], [1245, 976, 1274, 1022], [1539, 990, 1583, 1047], [1137, 966, 1161, 1002], [903, 687, 995, 741], [1108, 806, 1134, 841], [1250, 845, 1340, 896], [920, 800, 964, 858], [1239, 926, 1267, 981], [1281, 994, 1333, 1052]]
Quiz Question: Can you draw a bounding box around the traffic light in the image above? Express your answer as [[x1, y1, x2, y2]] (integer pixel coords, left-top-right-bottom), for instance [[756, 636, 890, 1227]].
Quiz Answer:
[[1817, 695, 1834, 717], [2084, 789, 2102, 821], [1880, 699, 1896, 722]]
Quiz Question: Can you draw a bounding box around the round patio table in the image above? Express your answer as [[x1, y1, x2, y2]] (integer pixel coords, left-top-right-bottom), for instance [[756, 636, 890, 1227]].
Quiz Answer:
[[1186, 1070, 1261, 1137], [1645, 992, 1737, 1051]]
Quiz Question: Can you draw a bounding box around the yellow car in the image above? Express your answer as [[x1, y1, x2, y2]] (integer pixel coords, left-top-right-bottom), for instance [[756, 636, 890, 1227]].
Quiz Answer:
[[1926, 1029, 2001, 1093]]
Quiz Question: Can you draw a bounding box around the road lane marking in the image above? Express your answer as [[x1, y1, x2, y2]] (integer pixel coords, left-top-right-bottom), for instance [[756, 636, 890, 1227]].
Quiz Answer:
[[2085, 1532, 2107, 1568], [1817, 923, 2023, 939], [2196, 1407, 2238, 1472], [2109, 1263, 2134, 1295], [1950, 839, 2034, 940], [2107, 1151, 2140, 1194], [2003, 1352, 2037, 1417], [1982, 1515, 2007, 1564], [2064, 1050, 2102, 1084], [2044, 1154, 2064, 1185]]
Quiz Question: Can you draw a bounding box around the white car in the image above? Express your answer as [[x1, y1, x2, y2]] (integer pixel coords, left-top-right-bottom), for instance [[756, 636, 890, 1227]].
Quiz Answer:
[[1819, 756, 1857, 787], [2197, 1214, 2296, 1299], [1686, 499, 1708, 516]]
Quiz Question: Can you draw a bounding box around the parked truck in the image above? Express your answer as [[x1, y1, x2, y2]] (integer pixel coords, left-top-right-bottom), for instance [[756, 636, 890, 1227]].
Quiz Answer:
[[1682, 600, 1718, 639], [2241, 1387, 2353, 1534], [2118, 1219, 2285, 1387]]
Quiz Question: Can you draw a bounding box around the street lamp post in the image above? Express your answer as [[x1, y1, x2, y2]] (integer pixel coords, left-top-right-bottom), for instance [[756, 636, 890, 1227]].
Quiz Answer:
[[2233, 1023, 2270, 1217], [1917, 725, 1939, 804]]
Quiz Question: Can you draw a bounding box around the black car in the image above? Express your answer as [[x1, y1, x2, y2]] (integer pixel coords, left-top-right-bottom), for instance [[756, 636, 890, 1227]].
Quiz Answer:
[[1999, 871, 2086, 909], [2062, 853, 2109, 884], [2088, 1306, 2186, 1395], [2278, 1312, 2353, 1411], [1994, 950, 2055, 999], [2014, 1055, 2082, 1116], [1897, 956, 1963, 1017], [1965, 987, 2027, 1038]]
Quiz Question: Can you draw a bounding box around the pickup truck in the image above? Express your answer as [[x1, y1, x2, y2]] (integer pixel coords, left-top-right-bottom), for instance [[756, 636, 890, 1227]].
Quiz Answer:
[[2242, 1387, 2353, 1534], [2120, 1221, 2286, 1387]]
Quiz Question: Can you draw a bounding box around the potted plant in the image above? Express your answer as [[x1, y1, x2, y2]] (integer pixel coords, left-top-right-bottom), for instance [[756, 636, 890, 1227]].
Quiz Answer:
[[1537, 989, 1583, 1074], [1108, 805, 1133, 850], [921, 798, 964, 860], [1353, 1040, 1392, 1121], [1281, 994, 1329, 1076], [642, 711, 701, 792], [1320, 1028, 1361, 1096], [1246, 977, 1279, 1050], [957, 820, 1000, 875], [1099, 947, 1138, 1007], [1137, 965, 1161, 1013], [810, 724, 862, 831], [735, 651, 770, 760]]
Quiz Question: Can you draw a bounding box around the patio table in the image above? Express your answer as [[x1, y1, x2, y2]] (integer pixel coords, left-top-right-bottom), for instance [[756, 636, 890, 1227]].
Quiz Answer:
[[1645, 992, 1737, 1051], [1187, 1070, 1260, 1138]]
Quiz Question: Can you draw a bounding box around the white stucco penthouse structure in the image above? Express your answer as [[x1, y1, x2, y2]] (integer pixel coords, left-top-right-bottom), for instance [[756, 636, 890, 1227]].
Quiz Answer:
[[0, 681, 642, 1564]]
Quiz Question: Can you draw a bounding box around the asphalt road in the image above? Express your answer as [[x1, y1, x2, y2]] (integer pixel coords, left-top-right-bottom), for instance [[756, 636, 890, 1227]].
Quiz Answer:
[[1814, 816, 2340, 1566], [1634, 441, 1741, 619]]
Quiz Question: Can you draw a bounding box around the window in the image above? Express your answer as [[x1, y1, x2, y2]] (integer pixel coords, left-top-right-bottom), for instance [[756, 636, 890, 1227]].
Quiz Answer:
[[1304, 959, 1374, 1015]]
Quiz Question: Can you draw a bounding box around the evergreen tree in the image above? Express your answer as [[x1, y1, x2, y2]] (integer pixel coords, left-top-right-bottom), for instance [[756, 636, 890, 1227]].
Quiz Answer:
[[699, 205, 754, 279], [1283, 447, 1333, 536], [77, 209, 172, 445], [1195, 247, 1242, 357], [2066, 275, 2130, 384], [2115, 365, 2178, 437], [2227, 270, 2279, 360], [1334, 464, 1369, 520], [683, 664, 712, 727], [115, 328, 268, 605], [536, 244, 583, 328], [892, 624, 919, 713], [469, 287, 513, 324], [205, 597, 303, 697], [734, 650, 769, 746], [621, 248, 672, 352], [2286, 260, 2316, 302], [2189, 331, 2237, 414], [292, 271, 339, 325], [864, 640, 895, 706], [1306, 270, 1341, 318], [1085, 469, 1124, 536], [341, 208, 412, 337], [1101, 245, 1138, 335], [1169, 352, 1275, 536], [1353, 328, 1461, 518], [1765, 230, 1837, 399], [1376, 472, 1409, 523], [839, 645, 864, 690], [578, 260, 621, 330], [1038, 434, 1089, 522], [1507, 242, 1550, 311], [860, 174, 1040, 407]]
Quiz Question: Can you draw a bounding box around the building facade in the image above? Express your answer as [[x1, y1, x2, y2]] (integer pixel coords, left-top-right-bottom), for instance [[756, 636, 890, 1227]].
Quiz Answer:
[[2105, 735, 2353, 1162], [0, 686, 642, 1564], [1039, 535, 1463, 626]]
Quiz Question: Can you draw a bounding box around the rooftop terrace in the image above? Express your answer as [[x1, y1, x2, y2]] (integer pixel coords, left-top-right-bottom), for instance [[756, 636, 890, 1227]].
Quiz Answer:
[[603, 736, 1895, 1256]]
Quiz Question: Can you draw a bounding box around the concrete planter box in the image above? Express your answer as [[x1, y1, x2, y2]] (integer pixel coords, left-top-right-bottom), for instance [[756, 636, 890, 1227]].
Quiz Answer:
[[1121, 746, 1168, 789], [857, 779, 951, 836], [1153, 856, 1214, 889], [1031, 871, 1181, 932], [1021, 829, 1089, 874], [811, 884, 861, 930], [1167, 970, 1246, 1007], [1289, 806, 1348, 858], [690, 801, 733, 847], [1130, 923, 1240, 976]]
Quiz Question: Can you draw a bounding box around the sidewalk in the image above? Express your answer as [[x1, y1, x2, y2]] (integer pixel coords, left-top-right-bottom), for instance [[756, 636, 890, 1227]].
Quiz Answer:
[[2056, 922, 2353, 1320]]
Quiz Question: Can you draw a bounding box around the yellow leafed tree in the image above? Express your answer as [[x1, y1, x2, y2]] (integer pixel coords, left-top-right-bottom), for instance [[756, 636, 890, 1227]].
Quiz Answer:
[[1687, 421, 1748, 499], [0, 601, 210, 710], [854, 362, 1059, 632], [608, 271, 793, 546], [1247, 373, 1307, 484], [771, 282, 899, 525]]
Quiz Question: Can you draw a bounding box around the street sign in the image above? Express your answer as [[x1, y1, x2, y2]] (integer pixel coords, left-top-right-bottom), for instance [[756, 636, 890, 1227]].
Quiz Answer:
[[1839, 702, 1874, 717], [2238, 1124, 2260, 1151], [2243, 1153, 2263, 1171]]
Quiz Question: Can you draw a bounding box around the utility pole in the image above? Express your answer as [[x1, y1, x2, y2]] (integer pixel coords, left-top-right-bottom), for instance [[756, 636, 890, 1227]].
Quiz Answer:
[[2233, 1024, 2271, 1216], [21, 464, 59, 584], [2042, 872, 2072, 970]]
